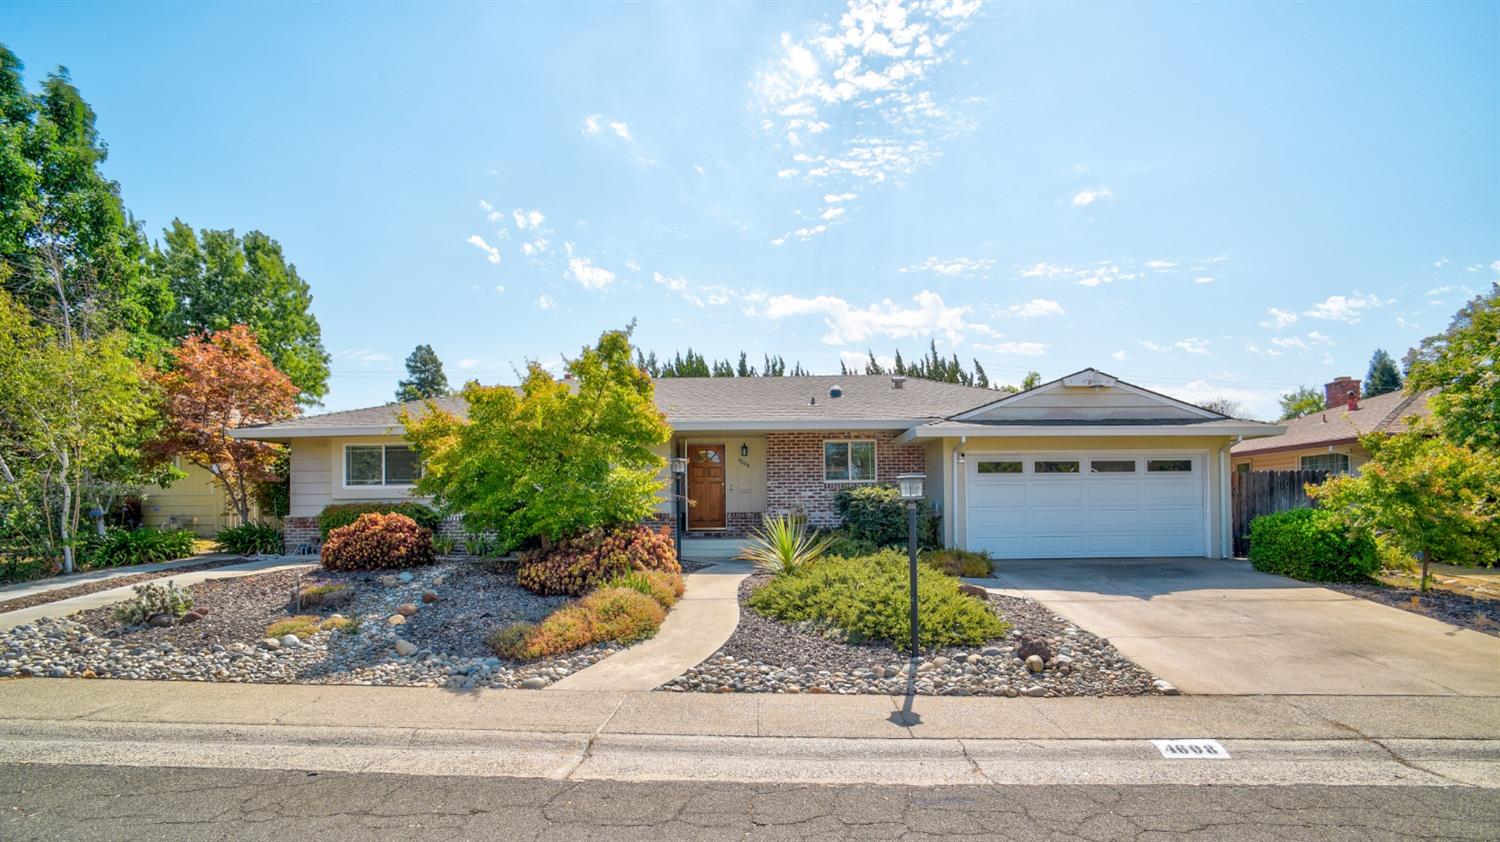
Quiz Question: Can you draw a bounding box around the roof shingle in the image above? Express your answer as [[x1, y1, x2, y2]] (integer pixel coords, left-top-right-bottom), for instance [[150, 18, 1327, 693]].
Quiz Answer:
[[1231, 388, 1438, 455]]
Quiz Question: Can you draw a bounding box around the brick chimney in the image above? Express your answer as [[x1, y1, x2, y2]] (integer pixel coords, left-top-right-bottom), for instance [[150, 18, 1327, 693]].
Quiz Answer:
[[1324, 376, 1360, 409]]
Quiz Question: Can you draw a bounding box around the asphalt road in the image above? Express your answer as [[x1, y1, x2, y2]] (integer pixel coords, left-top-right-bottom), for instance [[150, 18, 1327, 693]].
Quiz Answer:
[[2, 764, 1495, 841]]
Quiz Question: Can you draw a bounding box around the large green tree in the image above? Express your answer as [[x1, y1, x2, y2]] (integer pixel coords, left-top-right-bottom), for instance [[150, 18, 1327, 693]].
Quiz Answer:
[[0, 46, 171, 356], [0, 292, 156, 572], [1278, 386, 1325, 420], [1364, 349, 1402, 397], [404, 329, 670, 551], [152, 219, 330, 402], [1404, 283, 1499, 452], [396, 343, 449, 402]]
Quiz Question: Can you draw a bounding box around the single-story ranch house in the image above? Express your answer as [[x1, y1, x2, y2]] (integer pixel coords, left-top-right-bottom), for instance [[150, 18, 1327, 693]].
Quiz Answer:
[[230, 368, 1284, 560], [1231, 375, 1438, 474]]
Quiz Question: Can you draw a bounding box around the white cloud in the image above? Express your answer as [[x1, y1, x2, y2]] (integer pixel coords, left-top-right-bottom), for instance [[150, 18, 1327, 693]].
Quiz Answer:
[[513, 209, 545, 230], [607, 120, 631, 140], [839, 350, 896, 371], [625, 259, 642, 272], [1145, 259, 1176, 270], [1172, 337, 1210, 355], [821, 206, 846, 221], [756, 0, 980, 230], [478, 199, 503, 222], [465, 235, 500, 264], [1111, 350, 1128, 361], [763, 289, 992, 345], [777, 168, 799, 179], [770, 237, 787, 246], [1194, 276, 1214, 285], [1072, 186, 1113, 207], [1434, 257, 1450, 267], [824, 192, 858, 203], [693, 164, 705, 176], [1304, 292, 1387, 324], [1004, 298, 1065, 318], [495, 284, 505, 293], [333, 349, 389, 364], [536, 295, 556, 310], [653, 272, 688, 292], [458, 359, 480, 369], [1149, 380, 1282, 421], [975, 341, 1048, 356], [1271, 336, 1308, 351], [1260, 307, 1298, 329], [1306, 330, 1333, 345], [567, 257, 616, 290], [902, 256, 997, 277], [1075, 263, 1134, 287]]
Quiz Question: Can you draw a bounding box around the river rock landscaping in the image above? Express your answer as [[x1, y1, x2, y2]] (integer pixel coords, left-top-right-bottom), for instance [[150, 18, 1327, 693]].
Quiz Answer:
[[661, 574, 1171, 697], [1326, 581, 1500, 637], [0, 561, 625, 689]]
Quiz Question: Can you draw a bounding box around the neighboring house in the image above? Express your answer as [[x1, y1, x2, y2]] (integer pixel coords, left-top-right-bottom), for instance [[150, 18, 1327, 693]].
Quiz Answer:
[[1231, 376, 1438, 475], [139, 458, 261, 538], [229, 368, 1283, 560]]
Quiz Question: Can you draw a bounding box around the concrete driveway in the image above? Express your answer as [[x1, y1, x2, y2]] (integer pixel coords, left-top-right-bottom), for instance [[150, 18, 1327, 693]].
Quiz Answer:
[[986, 558, 1500, 696]]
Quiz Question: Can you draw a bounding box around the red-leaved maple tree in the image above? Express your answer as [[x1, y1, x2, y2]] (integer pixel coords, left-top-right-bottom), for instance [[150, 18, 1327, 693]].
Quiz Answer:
[[152, 325, 300, 523]]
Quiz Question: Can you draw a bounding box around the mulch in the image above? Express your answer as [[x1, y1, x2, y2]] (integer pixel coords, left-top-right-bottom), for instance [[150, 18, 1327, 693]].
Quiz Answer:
[[1326, 581, 1500, 637], [0, 558, 247, 615]]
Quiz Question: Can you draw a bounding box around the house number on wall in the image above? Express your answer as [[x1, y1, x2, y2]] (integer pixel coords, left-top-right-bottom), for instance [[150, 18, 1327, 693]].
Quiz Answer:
[[1151, 739, 1230, 759]]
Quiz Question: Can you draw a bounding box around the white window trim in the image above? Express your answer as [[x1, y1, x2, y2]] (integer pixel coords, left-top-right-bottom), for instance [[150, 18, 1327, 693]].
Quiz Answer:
[[1299, 453, 1350, 474], [342, 443, 420, 489], [822, 439, 879, 484]]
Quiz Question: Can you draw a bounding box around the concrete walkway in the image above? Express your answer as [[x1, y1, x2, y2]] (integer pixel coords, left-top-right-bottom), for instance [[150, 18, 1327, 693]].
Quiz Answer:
[[0, 680, 1495, 787], [0, 556, 318, 630], [550, 561, 749, 691], [0, 553, 243, 600], [973, 557, 1500, 696]]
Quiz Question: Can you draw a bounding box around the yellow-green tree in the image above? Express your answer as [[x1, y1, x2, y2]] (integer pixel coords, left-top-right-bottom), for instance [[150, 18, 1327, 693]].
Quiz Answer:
[[403, 329, 670, 551], [1309, 430, 1500, 590]]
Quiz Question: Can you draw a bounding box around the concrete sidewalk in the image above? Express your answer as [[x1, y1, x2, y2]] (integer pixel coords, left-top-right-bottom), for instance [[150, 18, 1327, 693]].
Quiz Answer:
[[0, 680, 1496, 787], [0, 553, 243, 600], [549, 562, 748, 691], [0, 556, 317, 630]]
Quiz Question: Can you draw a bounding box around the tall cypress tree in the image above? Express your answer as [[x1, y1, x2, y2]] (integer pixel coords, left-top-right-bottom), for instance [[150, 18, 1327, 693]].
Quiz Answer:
[[1364, 349, 1402, 397]]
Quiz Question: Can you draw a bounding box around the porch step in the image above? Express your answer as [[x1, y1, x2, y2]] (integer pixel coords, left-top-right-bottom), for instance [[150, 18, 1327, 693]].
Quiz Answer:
[[680, 537, 749, 561]]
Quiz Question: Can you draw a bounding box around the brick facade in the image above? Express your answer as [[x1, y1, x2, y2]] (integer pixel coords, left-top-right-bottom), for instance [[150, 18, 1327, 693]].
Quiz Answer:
[[282, 516, 320, 554], [764, 430, 926, 527], [683, 510, 764, 539]]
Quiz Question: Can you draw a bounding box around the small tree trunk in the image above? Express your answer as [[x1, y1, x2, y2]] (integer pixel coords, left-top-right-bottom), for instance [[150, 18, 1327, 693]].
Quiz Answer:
[[59, 453, 74, 575], [1420, 549, 1431, 594]]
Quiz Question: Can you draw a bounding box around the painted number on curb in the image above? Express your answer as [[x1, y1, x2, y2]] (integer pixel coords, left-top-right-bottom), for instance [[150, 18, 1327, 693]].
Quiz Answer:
[[1151, 739, 1230, 759]]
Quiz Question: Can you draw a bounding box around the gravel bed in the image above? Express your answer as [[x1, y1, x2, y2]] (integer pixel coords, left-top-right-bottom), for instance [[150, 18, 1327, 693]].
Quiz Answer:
[[0, 561, 622, 690], [679, 559, 717, 573], [661, 575, 1169, 697], [0, 557, 247, 614], [1325, 582, 1500, 636]]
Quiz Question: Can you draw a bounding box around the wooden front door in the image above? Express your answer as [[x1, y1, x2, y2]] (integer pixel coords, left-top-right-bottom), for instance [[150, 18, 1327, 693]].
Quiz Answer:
[[686, 444, 726, 530]]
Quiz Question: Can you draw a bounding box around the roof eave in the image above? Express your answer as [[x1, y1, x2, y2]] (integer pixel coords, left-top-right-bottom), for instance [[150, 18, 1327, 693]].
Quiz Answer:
[[228, 425, 407, 441], [896, 422, 1287, 445]]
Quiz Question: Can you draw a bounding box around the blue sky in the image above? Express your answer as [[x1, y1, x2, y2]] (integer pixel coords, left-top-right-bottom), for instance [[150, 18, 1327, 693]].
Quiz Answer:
[[7, 0, 1497, 419]]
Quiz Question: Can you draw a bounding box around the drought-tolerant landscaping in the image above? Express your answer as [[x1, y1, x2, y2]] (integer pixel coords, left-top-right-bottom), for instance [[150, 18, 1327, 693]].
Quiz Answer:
[[663, 517, 1168, 697]]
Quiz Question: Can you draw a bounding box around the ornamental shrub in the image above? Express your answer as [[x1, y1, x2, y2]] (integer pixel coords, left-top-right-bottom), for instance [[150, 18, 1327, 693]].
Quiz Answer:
[[113, 580, 194, 626], [748, 550, 1010, 652], [921, 548, 994, 578], [81, 528, 197, 568], [321, 512, 434, 571], [318, 502, 442, 538], [604, 569, 684, 608], [833, 485, 934, 548], [515, 523, 679, 596], [1247, 508, 1379, 583], [579, 587, 666, 643], [822, 529, 879, 559], [512, 605, 597, 659], [216, 522, 283, 555], [297, 582, 353, 609]]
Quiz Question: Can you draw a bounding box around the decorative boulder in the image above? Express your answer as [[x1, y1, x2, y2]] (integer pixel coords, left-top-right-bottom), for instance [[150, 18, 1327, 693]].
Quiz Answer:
[[147, 613, 174, 628], [1015, 634, 1054, 662], [421, 591, 439, 603], [396, 603, 419, 617], [179, 611, 205, 625]]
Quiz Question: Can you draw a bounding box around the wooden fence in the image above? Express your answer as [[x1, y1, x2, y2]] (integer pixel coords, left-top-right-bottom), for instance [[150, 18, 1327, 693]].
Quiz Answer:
[[1230, 469, 1329, 556]]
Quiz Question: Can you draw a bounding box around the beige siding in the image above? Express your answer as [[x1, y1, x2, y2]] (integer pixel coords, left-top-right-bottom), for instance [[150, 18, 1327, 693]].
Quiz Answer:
[[1232, 443, 1370, 473], [946, 435, 1236, 557], [966, 384, 1206, 422], [288, 436, 432, 516], [141, 459, 259, 537]]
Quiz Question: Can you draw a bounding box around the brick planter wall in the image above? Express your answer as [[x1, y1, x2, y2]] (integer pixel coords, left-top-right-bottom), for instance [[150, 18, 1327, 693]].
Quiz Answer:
[[283, 516, 319, 554], [765, 430, 926, 527], [683, 511, 765, 539]]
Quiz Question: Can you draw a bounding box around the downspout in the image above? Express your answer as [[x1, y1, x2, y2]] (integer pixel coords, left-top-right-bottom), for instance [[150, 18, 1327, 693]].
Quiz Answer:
[[951, 435, 966, 548], [1218, 436, 1242, 558]]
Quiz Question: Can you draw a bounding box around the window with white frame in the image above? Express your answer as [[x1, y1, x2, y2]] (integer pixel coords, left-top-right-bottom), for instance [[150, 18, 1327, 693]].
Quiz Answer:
[[345, 445, 421, 486], [1300, 453, 1350, 474], [823, 440, 876, 482]]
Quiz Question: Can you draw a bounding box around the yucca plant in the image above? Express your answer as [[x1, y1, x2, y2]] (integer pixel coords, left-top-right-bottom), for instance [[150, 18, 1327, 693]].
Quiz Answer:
[[738, 515, 835, 576]]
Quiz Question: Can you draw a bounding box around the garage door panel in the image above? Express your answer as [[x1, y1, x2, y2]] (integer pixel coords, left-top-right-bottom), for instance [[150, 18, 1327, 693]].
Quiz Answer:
[[966, 453, 1205, 559]]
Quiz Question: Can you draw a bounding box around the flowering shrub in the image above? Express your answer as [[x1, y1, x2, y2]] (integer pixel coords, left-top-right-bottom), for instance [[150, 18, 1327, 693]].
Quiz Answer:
[[515, 523, 679, 596], [487, 606, 597, 660], [321, 512, 434, 571]]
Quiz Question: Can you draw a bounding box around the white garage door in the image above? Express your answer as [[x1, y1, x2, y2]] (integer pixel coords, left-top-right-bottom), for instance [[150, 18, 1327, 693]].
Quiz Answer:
[[965, 453, 1206, 559]]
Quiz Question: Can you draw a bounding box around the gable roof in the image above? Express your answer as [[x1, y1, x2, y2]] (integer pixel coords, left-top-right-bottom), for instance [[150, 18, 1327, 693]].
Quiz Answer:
[[1231, 388, 1439, 455], [230, 375, 1004, 439], [951, 367, 1226, 423]]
